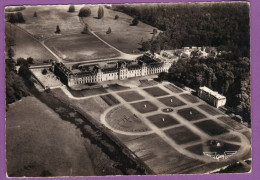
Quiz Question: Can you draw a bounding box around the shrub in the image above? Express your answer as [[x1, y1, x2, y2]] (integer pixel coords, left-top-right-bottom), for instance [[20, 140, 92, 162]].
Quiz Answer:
[[78, 7, 91, 17], [68, 5, 75, 12], [42, 69, 47, 75], [106, 27, 111, 34], [114, 15, 119, 20], [131, 17, 139, 26], [97, 6, 104, 19], [55, 25, 61, 33], [33, 11, 37, 17]]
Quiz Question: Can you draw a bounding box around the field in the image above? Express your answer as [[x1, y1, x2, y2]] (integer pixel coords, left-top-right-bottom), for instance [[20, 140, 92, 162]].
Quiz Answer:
[[6, 97, 95, 177], [194, 120, 229, 136], [198, 104, 221, 116], [118, 91, 144, 102], [180, 94, 200, 103], [147, 114, 179, 128], [143, 87, 169, 97], [44, 34, 119, 62], [83, 6, 158, 54], [164, 126, 201, 145], [164, 84, 183, 93], [131, 101, 158, 113], [5, 23, 57, 63], [158, 96, 186, 107], [177, 107, 207, 121], [68, 87, 108, 97], [100, 94, 120, 106]]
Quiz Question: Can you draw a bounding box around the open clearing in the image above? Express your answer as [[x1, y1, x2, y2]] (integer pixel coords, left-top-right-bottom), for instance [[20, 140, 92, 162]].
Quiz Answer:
[[118, 91, 145, 102], [5, 23, 57, 64], [44, 34, 120, 62], [6, 96, 95, 177]]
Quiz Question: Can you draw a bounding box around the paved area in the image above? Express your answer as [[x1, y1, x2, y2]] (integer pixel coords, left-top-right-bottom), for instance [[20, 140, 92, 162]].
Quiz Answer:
[[59, 82, 251, 174]]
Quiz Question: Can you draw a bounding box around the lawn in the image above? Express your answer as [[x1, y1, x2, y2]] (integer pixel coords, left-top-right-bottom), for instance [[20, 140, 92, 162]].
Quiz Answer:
[[5, 22, 57, 64], [164, 84, 183, 93], [68, 87, 108, 97], [14, 5, 84, 40], [100, 94, 120, 106], [177, 107, 207, 121], [164, 126, 201, 145], [118, 91, 144, 102], [83, 6, 158, 54], [44, 34, 120, 62], [143, 87, 169, 97], [106, 106, 150, 132], [217, 116, 245, 131], [147, 114, 179, 128], [198, 104, 221, 116], [131, 101, 158, 113], [194, 120, 229, 136], [6, 97, 95, 177], [107, 84, 129, 91], [180, 94, 200, 103], [158, 96, 186, 107]]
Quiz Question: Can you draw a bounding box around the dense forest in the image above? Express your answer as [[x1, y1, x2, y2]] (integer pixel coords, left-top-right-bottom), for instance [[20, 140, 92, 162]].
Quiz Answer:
[[113, 2, 251, 124]]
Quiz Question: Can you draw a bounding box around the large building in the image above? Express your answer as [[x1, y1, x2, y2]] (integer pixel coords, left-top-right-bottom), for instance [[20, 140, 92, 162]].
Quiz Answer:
[[197, 86, 226, 108], [53, 53, 172, 87]]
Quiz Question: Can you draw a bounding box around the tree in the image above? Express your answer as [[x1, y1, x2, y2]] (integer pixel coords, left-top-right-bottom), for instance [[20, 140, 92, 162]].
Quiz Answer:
[[114, 15, 119, 20], [68, 5, 75, 13], [153, 29, 158, 34], [17, 57, 26, 66], [141, 41, 151, 51], [42, 69, 47, 75], [97, 6, 104, 19], [55, 25, 61, 33], [78, 7, 91, 17], [33, 11, 37, 17], [131, 18, 139, 26], [16, 12, 25, 23], [150, 41, 160, 54], [106, 27, 111, 34], [7, 47, 15, 59], [27, 57, 34, 64]]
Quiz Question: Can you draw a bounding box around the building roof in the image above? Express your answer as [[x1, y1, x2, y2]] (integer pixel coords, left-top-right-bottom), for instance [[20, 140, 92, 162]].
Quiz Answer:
[[199, 86, 226, 99]]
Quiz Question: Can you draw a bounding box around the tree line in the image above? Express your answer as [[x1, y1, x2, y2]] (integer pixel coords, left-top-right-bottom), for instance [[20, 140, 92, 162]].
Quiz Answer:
[[113, 2, 250, 57]]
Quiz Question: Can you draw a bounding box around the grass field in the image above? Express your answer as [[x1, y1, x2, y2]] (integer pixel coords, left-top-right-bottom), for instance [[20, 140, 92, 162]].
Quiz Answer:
[[131, 101, 158, 113], [143, 87, 169, 97], [68, 87, 108, 97], [147, 114, 179, 128], [106, 106, 150, 132], [194, 120, 229, 136], [5, 23, 57, 64], [164, 126, 201, 145], [158, 96, 186, 107], [177, 107, 207, 121], [100, 94, 120, 106], [44, 34, 119, 62], [15, 5, 84, 40], [108, 84, 129, 91], [164, 84, 183, 93], [83, 6, 158, 54], [198, 104, 221, 116], [180, 94, 200, 103], [6, 97, 95, 177], [118, 91, 144, 102]]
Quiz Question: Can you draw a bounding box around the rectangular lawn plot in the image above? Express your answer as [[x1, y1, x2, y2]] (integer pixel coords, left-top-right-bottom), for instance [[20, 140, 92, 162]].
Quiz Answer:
[[131, 101, 158, 113], [147, 114, 179, 128], [108, 84, 129, 91], [164, 126, 201, 144], [178, 108, 207, 121], [158, 96, 186, 107], [100, 94, 120, 106], [198, 104, 221, 116], [143, 87, 169, 97], [69, 88, 107, 97], [218, 116, 244, 130], [118, 91, 145, 102], [194, 120, 229, 136], [180, 94, 199, 103], [164, 84, 183, 93]]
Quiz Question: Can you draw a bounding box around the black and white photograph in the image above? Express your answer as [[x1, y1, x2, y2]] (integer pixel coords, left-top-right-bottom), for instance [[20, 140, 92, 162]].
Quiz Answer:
[[4, 1, 251, 177]]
